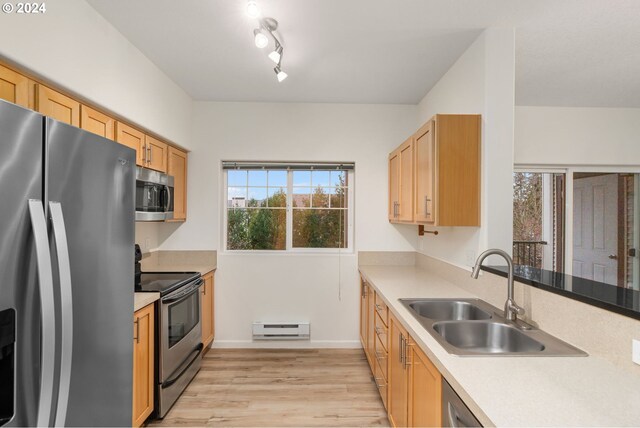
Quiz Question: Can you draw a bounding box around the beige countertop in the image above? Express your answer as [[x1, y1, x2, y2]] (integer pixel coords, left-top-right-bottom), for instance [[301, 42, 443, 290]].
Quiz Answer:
[[134, 292, 160, 312], [359, 265, 640, 427]]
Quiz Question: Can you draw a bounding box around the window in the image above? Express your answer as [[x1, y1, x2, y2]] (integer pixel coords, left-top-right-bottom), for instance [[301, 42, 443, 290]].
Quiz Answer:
[[513, 169, 640, 290], [224, 162, 353, 251]]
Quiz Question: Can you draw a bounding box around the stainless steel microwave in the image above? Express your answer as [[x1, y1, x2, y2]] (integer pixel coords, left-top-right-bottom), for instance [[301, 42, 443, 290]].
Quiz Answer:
[[135, 167, 174, 221]]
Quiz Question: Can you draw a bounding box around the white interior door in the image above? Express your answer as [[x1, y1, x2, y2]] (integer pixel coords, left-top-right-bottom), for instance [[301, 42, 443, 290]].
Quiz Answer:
[[572, 174, 618, 285]]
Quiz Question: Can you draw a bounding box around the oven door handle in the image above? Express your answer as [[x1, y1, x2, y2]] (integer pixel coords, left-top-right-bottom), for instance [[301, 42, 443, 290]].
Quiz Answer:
[[162, 279, 204, 304], [161, 343, 204, 389]]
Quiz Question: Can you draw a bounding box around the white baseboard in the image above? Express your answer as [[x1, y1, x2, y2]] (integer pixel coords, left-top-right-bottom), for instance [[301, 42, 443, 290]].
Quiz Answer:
[[211, 340, 362, 349]]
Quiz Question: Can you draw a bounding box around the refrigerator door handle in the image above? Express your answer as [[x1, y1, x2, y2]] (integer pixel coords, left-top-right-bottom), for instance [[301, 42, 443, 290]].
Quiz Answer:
[[28, 199, 56, 428], [49, 202, 73, 427]]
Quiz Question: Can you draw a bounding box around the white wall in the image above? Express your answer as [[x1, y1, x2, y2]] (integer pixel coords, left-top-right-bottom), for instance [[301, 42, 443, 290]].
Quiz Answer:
[[515, 106, 640, 166], [0, 0, 193, 147], [159, 102, 417, 346], [416, 28, 516, 267]]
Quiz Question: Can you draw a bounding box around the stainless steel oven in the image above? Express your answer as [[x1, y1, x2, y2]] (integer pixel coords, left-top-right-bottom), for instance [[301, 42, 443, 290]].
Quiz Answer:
[[135, 166, 174, 221], [157, 275, 203, 418]]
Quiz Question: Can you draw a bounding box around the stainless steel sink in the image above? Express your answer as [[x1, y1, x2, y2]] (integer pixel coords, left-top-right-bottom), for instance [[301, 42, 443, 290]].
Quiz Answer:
[[406, 300, 492, 321], [400, 298, 587, 357], [432, 321, 545, 353]]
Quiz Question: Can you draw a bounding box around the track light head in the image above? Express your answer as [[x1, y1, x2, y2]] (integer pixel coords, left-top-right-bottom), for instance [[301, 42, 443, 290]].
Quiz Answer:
[[268, 45, 283, 64], [247, 0, 260, 18], [253, 28, 269, 48], [274, 66, 288, 82]]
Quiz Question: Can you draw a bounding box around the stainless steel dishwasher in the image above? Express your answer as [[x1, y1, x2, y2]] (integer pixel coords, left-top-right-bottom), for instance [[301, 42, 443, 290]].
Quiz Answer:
[[442, 379, 482, 427]]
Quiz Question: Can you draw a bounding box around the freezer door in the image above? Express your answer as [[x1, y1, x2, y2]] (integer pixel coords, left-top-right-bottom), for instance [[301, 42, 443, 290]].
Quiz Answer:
[[46, 119, 135, 427], [0, 100, 49, 427]]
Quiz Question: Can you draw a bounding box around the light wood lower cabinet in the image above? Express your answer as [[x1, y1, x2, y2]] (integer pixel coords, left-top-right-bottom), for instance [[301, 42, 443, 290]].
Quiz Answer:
[[388, 312, 410, 427], [359, 276, 443, 427], [167, 146, 188, 222], [133, 303, 154, 428], [408, 344, 442, 427], [201, 271, 215, 349], [359, 279, 369, 352]]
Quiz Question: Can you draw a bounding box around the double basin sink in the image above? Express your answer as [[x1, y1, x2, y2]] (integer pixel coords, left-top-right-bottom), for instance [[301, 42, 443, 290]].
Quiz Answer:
[[400, 298, 586, 356]]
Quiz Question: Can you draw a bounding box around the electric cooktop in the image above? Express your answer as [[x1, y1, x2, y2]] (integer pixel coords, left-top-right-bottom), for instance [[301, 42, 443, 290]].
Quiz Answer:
[[135, 271, 200, 296]]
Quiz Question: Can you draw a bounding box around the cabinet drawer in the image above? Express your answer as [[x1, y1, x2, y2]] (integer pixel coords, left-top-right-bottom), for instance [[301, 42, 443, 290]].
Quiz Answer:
[[374, 294, 388, 326], [374, 333, 388, 381], [374, 356, 388, 410], [374, 312, 388, 352]]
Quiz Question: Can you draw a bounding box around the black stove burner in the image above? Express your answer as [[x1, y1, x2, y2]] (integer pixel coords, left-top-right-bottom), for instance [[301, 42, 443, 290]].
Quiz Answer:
[[135, 271, 200, 296]]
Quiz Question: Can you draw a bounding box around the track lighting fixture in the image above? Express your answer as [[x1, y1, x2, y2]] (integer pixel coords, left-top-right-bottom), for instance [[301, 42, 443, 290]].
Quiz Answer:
[[246, 0, 260, 18], [268, 44, 283, 64], [274, 66, 288, 82], [253, 28, 269, 48], [247, 3, 289, 82]]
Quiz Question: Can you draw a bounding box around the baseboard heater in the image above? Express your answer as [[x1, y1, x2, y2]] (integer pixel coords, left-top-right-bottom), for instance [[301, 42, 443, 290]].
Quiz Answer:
[[252, 322, 310, 340]]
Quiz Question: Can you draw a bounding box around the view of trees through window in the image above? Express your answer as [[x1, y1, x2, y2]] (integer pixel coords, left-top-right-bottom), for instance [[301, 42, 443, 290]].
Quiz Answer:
[[226, 169, 349, 250]]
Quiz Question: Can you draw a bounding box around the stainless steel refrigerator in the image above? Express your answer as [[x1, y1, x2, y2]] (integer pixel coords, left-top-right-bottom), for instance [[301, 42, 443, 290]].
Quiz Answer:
[[0, 99, 135, 426]]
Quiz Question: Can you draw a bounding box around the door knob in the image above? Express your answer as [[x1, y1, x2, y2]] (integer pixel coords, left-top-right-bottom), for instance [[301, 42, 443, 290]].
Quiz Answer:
[[608, 254, 618, 260]]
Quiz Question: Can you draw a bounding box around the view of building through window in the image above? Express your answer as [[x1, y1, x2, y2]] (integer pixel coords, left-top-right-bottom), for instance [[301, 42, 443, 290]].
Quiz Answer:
[[226, 167, 350, 251]]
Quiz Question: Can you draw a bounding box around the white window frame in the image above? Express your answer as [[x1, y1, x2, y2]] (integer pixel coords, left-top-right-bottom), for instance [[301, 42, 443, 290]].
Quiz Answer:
[[221, 168, 355, 254]]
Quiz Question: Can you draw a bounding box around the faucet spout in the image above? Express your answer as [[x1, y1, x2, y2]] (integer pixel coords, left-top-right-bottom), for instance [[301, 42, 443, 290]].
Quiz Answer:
[[471, 249, 525, 322]]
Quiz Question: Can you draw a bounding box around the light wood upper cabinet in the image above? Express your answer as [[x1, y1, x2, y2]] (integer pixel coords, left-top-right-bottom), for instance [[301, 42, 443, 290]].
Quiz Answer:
[[133, 303, 154, 428], [408, 344, 442, 428], [388, 151, 400, 221], [389, 114, 481, 227], [430, 114, 481, 226], [167, 146, 188, 222], [145, 135, 168, 173], [414, 120, 436, 223], [388, 312, 410, 428], [115, 122, 145, 166], [0, 64, 30, 108], [80, 105, 114, 140], [36, 85, 80, 126], [201, 271, 215, 349], [389, 138, 414, 223]]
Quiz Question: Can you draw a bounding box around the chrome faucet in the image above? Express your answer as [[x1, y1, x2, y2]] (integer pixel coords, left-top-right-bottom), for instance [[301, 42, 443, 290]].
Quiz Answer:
[[471, 249, 525, 322]]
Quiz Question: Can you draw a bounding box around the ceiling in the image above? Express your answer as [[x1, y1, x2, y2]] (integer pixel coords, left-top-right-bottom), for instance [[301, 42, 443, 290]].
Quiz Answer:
[[87, 0, 640, 107]]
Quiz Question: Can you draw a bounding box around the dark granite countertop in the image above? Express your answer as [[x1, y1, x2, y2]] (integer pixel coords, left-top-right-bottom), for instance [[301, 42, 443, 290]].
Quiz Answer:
[[481, 265, 640, 321]]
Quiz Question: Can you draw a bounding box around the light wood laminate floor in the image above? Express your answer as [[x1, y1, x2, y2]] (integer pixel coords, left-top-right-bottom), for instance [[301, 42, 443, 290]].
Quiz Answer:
[[150, 348, 390, 427]]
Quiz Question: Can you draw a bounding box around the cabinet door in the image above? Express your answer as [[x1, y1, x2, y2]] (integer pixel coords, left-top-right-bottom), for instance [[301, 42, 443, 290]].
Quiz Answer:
[[201, 271, 215, 348], [414, 120, 436, 224], [0, 64, 30, 108], [388, 313, 409, 428], [80, 105, 114, 140], [36, 85, 80, 126], [167, 146, 188, 221], [389, 150, 400, 221], [115, 122, 145, 166], [133, 303, 154, 427], [398, 138, 414, 222], [408, 345, 441, 427], [359, 279, 368, 349], [367, 288, 376, 365], [145, 135, 168, 173]]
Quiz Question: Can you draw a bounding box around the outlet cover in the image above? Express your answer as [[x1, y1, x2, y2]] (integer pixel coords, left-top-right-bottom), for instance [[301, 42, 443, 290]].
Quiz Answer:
[[633, 339, 640, 365]]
